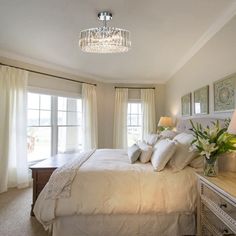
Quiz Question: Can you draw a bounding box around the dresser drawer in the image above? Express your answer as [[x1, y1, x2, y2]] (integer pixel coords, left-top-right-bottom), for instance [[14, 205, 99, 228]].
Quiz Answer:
[[202, 204, 236, 236], [201, 183, 236, 222], [36, 183, 48, 196], [202, 222, 220, 236], [36, 169, 55, 184]]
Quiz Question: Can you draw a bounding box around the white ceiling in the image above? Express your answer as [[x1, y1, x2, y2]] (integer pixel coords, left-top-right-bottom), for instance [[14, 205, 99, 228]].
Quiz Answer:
[[0, 0, 236, 83]]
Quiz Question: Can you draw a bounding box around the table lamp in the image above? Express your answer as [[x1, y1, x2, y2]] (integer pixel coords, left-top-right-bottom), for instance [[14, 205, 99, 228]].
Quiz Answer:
[[228, 110, 236, 134], [158, 117, 174, 130]]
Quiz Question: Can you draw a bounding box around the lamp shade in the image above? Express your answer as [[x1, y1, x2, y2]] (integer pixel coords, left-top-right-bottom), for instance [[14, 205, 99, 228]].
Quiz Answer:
[[158, 117, 174, 127], [228, 110, 236, 134]]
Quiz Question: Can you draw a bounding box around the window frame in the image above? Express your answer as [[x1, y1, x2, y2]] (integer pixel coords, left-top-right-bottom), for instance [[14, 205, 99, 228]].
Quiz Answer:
[[27, 87, 82, 162], [56, 96, 83, 154], [127, 100, 143, 146]]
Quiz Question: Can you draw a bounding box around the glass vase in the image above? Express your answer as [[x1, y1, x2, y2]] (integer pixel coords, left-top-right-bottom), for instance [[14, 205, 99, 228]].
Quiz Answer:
[[204, 156, 218, 177]]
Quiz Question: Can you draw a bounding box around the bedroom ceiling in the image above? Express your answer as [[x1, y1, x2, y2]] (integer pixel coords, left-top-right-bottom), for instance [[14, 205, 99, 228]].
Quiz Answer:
[[0, 0, 235, 83]]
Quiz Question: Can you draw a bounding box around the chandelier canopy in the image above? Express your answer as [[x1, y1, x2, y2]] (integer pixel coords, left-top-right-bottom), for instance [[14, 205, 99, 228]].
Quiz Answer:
[[79, 11, 131, 53]]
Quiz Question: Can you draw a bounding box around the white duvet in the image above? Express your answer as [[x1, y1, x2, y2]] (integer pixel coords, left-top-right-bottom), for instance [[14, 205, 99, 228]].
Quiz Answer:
[[34, 149, 198, 229]]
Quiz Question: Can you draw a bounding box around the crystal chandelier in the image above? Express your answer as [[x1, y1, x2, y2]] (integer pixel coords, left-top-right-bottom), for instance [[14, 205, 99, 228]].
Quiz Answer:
[[79, 11, 131, 53]]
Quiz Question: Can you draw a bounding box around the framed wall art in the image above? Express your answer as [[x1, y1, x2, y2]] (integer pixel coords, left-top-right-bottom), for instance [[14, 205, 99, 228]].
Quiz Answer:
[[194, 85, 209, 115], [214, 75, 235, 112], [181, 93, 192, 116]]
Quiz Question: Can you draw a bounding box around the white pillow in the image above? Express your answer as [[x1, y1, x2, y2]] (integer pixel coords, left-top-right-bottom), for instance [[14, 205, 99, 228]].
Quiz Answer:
[[138, 141, 153, 163], [160, 130, 177, 140], [144, 133, 159, 146], [151, 139, 176, 171], [127, 144, 141, 164], [189, 155, 203, 169], [169, 132, 198, 171], [173, 132, 194, 144]]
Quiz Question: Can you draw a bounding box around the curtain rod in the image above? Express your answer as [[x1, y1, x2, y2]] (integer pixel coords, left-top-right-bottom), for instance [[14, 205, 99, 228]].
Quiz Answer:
[[0, 62, 97, 86], [115, 86, 155, 89]]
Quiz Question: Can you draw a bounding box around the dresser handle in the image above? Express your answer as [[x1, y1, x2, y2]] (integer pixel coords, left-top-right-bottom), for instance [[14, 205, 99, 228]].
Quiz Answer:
[[222, 229, 229, 235], [219, 203, 227, 209]]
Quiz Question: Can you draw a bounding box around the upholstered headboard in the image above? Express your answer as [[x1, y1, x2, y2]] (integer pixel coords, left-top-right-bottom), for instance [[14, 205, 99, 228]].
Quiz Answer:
[[176, 117, 225, 133], [176, 117, 236, 172]]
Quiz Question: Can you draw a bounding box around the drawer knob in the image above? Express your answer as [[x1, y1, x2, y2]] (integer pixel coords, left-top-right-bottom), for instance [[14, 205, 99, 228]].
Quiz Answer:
[[219, 203, 227, 209], [222, 228, 229, 235]]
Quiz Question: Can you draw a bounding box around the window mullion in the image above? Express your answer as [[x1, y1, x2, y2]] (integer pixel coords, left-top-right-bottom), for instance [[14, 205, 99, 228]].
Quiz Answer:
[[51, 96, 58, 156]]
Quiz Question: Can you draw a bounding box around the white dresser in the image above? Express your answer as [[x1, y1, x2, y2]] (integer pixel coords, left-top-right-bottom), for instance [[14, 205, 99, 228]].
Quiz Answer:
[[197, 172, 236, 236]]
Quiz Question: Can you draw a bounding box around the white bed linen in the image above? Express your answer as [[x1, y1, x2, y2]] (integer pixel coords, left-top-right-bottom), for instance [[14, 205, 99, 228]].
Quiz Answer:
[[52, 213, 196, 236], [34, 149, 197, 230]]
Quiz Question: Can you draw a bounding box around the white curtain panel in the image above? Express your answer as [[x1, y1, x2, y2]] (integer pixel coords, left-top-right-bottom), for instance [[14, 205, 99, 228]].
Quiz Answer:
[[141, 89, 156, 140], [113, 88, 128, 148], [82, 84, 98, 150], [0, 66, 29, 193]]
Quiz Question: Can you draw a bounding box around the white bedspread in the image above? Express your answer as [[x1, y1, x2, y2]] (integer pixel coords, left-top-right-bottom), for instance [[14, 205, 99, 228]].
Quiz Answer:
[[34, 149, 198, 229]]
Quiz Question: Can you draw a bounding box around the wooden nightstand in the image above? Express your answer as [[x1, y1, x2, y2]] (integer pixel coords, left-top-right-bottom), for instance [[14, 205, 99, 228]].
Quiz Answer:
[[30, 153, 78, 216], [196, 172, 236, 235]]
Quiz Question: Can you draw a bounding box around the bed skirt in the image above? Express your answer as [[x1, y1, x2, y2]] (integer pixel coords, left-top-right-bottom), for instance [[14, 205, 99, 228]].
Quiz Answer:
[[52, 213, 196, 236]]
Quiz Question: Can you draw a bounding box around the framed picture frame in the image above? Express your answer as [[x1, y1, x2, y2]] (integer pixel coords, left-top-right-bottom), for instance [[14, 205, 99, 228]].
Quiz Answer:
[[181, 93, 192, 116], [193, 85, 209, 115], [214, 75, 235, 112]]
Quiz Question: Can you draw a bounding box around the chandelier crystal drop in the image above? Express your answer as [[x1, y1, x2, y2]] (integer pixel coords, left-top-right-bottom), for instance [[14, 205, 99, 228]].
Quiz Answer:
[[79, 11, 131, 53]]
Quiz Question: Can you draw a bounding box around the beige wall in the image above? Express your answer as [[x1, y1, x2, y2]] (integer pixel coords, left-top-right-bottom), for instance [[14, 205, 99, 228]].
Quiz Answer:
[[0, 56, 165, 149], [165, 15, 236, 120], [97, 83, 166, 148]]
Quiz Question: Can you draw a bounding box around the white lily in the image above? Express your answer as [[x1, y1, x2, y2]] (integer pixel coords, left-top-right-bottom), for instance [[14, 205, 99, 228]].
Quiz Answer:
[[205, 126, 219, 140], [198, 139, 218, 159]]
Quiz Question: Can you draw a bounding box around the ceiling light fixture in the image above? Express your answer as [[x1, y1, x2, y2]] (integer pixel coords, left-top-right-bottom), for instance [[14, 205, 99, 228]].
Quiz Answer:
[[79, 11, 131, 53]]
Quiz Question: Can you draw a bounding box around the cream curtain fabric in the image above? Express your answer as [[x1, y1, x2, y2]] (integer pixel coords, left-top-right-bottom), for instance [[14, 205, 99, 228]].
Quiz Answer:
[[141, 89, 156, 140], [82, 84, 98, 150], [0, 66, 29, 193], [113, 88, 128, 148]]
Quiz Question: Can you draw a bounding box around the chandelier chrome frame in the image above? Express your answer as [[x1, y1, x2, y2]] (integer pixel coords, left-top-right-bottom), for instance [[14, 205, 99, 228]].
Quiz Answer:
[[79, 11, 131, 53]]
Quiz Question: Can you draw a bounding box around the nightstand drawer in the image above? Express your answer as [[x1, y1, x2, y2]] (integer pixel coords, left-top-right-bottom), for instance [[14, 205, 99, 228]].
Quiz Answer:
[[202, 204, 236, 236], [202, 184, 236, 221]]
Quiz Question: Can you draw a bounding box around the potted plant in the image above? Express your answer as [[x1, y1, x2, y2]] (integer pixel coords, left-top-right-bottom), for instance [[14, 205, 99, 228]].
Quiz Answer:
[[190, 119, 236, 176]]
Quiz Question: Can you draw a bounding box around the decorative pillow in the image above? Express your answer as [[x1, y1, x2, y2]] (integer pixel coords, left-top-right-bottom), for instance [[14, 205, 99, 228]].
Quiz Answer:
[[160, 130, 177, 140], [127, 144, 141, 164], [169, 132, 198, 171], [144, 133, 160, 146], [151, 139, 176, 171], [138, 141, 153, 163], [189, 155, 203, 169]]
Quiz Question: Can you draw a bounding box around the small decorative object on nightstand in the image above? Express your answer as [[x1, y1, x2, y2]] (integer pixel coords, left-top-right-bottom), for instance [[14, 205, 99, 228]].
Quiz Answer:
[[196, 172, 236, 236]]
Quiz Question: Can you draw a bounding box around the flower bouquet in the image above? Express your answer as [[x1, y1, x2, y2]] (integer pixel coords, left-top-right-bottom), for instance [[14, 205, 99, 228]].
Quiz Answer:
[[190, 119, 236, 176]]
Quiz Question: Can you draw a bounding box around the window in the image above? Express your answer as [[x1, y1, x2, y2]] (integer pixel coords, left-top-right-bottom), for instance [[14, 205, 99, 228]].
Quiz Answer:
[[127, 102, 143, 147], [27, 92, 82, 162], [27, 93, 52, 161], [57, 97, 82, 153]]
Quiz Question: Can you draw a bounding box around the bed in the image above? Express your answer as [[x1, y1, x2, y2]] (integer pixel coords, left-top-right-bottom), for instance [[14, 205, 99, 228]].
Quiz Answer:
[[34, 118, 223, 236]]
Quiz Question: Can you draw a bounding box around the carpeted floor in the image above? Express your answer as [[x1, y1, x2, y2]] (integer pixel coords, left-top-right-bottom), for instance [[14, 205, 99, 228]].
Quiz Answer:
[[0, 187, 48, 236]]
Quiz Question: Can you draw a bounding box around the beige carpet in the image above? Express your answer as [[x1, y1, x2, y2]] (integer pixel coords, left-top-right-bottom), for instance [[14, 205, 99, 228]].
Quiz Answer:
[[0, 187, 48, 236]]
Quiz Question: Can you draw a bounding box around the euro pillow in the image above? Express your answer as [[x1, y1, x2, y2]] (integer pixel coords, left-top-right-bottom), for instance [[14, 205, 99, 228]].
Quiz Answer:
[[189, 155, 203, 169], [159, 130, 177, 140], [151, 139, 176, 171], [138, 141, 153, 163], [169, 132, 198, 171], [144, 133, 160, 146], [127, 144, 141, 164]]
